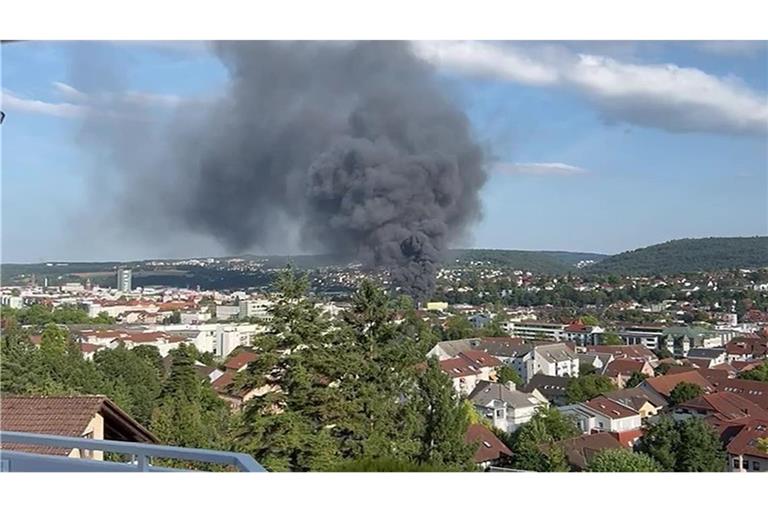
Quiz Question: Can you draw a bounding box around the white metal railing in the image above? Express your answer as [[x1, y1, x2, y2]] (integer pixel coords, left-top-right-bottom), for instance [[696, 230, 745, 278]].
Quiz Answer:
[[0, 431, 265, 472]]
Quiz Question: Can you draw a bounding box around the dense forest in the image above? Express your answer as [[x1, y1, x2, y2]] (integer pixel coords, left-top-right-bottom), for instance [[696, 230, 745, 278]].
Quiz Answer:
[[588, 237, 768, 275]]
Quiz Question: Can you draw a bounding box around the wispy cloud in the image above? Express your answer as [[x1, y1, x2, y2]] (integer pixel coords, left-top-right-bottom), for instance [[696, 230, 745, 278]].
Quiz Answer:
[[52, 81, 187, 108], [494, 162, 588, 176], [3, 82, 199, 120], [1, 89, 86, 118], [413, 41, 768, 137]]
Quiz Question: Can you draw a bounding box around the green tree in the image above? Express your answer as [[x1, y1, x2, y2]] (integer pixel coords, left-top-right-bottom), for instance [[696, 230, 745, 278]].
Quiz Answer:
[[668, 382, 704, 406], [0, 320, 42, 393], [638, 417, 725, 472], [94, 345, 162, 424], [413, 358, 474, 470], [565, 374, 617, 404], [740, 362, 768, 382], [587, 449, 660, 472], [676, 418, 726, 472], [625, 371, 647, 388], [579, 315, 599, 326], [602, 332, 622, 346], [496, 366, 523, 387], [150, 344, 229, 455], [508, 408, 578, 472], [443, 315, 475, 340], [637, 416, 680, 471]]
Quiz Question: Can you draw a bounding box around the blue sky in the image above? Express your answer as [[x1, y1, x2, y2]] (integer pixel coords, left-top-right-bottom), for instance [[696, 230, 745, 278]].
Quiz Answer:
[[1, 41, 767, 262]]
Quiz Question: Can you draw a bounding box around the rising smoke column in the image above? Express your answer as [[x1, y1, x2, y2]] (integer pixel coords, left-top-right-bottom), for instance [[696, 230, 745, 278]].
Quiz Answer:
[[80, 42, 487, 300]]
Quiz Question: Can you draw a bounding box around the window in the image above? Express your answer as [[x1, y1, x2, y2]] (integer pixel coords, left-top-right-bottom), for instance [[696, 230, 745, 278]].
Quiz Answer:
[[733, 458, 739, 468], [752, 461, 761, 471], [495, 409, 504, 418], [742, 459, 748, 469]]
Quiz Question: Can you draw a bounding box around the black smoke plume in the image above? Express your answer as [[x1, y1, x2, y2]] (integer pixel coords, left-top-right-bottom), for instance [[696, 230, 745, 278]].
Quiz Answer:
[[78, 42, 487, 300]]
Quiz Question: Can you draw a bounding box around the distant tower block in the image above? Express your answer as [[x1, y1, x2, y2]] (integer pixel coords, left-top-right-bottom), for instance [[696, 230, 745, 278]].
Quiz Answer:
[[117, 268, 133, 293]]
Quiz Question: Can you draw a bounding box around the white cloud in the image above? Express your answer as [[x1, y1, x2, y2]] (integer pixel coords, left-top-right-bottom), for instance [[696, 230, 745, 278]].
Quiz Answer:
[[494, 162, 588, 176], [414, 40, 559, 86], [53, 81, 186, 108], [413, 41, 768, 136], [3, 82, 197, 120], [1, 89, 86, 118]]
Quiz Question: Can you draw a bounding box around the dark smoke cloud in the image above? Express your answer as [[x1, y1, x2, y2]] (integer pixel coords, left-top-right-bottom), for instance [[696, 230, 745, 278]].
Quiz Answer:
[[76, 41, 487, 300]]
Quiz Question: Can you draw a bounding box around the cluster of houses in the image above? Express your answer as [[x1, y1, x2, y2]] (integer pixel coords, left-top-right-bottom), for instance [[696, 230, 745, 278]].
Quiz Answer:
[[428, 333, 768, 471]]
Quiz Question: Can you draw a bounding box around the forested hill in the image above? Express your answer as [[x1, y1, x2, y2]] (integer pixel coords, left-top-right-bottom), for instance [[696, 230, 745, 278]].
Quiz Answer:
[[587, 236, 768, 275], [446, 249, 608, 274]]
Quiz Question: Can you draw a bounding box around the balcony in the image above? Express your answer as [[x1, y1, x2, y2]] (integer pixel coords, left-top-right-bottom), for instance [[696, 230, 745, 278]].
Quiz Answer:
[[0, 431, 265, 472]]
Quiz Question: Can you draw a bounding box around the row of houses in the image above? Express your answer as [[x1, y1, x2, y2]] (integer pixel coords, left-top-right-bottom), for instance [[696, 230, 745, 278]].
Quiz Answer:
[[72, 323, 265, 358]]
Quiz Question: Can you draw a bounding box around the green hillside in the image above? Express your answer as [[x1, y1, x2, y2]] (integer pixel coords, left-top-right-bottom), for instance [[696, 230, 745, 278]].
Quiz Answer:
[[588, 236, 768, 275], [445, 249, 607, 274]]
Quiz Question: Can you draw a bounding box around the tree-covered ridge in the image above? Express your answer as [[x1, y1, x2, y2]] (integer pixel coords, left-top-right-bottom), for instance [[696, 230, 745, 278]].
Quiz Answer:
[[445, 249, 607, 273], [589, 236, 768, 275]]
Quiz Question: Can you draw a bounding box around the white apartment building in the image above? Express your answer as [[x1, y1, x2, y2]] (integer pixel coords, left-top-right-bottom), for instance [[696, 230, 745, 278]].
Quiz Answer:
[[157, 323, 265, 358], [239, 298, 273, 321], [215, 304, 240, 320], [505, 321, 568, 342], [533, 343, 580, 379], [559, 396, 643, 434], [469, 381, 549, 434]]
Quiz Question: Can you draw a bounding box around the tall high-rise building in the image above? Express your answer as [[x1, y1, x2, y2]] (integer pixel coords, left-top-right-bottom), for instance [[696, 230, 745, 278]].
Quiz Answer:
[[117, 268, 132, 293]]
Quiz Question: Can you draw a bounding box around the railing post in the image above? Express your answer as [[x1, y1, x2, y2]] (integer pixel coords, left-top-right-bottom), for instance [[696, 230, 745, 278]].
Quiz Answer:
[[136, 453, 149, 472]]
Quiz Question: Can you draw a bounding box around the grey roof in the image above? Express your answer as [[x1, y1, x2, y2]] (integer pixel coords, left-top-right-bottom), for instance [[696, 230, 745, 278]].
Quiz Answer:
[[602, 387, 668, 409], [535, 343, 577, 363], [434, 338, 533, 359], [686, 347, 726, 359], [482, 341, 534, 358], [522, 375, 569, 401], [581, 352, 614, 367], [433, 338, 484, 358], [468, 381, 546, 410]]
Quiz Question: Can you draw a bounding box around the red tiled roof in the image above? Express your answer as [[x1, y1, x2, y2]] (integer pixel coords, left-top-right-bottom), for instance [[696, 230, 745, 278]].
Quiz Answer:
[[643, 370, 713, 397], [725, 337, 768, 358], [610, 428, 644, 448], [79, 342, 102, 353], [707, 377, 768, 410], [458, 350, 502, 369], [556, 432, 624, 470], [211, 370, 237, 393], [601, 359, 647, 379], [224, 351, 257, 370], [725, 419, 768, 459], [584, 396, 640, 419], [439, 358, 480, 378], [677, 392, 768, 422], [589, 345, 657, 361], [0, 395, 107, 455], [465, 424, 512, 464], [732, 360, 765, 372]]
